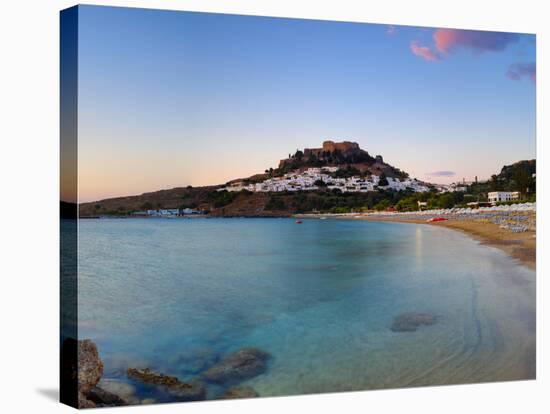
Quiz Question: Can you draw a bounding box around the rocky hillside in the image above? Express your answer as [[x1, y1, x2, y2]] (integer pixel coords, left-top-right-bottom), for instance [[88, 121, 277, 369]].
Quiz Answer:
[[80, 186, 289, 217], [277, 140, 409, 179], [79, 186, 219, 217]]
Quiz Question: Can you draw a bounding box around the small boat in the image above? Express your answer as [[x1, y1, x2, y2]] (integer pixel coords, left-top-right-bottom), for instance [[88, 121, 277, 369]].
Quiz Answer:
[[295, 220, 303, 224], [427, 217, 448, 223]]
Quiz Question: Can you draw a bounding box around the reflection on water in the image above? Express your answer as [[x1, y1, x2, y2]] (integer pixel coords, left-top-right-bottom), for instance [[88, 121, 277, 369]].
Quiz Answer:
[[77, 218, 535, 401]]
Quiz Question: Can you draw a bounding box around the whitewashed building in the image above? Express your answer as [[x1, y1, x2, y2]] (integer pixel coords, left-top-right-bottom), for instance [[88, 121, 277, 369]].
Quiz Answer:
[[488, 191, 520, 204]]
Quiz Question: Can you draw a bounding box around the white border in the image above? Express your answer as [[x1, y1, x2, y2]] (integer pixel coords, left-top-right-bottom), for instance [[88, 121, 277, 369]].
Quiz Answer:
[[0, 1, 547, 413]]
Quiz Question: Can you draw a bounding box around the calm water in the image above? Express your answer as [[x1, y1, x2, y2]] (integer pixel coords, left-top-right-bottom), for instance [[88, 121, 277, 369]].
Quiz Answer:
[[77, 218, 535, 401]]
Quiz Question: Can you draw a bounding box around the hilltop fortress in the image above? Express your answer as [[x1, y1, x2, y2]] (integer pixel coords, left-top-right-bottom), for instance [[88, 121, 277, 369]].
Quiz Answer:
[[304, 140, 361, 157], [279, 140, 391, 175]]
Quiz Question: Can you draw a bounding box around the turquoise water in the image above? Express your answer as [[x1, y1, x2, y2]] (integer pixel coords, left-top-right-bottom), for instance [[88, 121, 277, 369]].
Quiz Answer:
[[77, 218, 535, 401]]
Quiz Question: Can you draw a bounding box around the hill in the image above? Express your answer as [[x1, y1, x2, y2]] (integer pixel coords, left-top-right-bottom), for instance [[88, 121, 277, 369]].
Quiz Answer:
[[468, 159, 536, 196], [276, 140, 408, 179]]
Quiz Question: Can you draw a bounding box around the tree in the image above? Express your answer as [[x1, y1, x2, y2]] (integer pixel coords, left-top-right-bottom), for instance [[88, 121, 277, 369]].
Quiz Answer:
[[396, 197, 418, 212], [514, 168, 532, 197], [437, 193, 456, 209], [378, 173, 389, 186], [374, 199, 391, 211], [490, 174, 499, 191]]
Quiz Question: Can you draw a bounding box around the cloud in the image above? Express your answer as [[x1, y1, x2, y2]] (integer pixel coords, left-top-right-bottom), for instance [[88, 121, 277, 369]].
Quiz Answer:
[[426, 171, 456, 177], [410, 41, 440, 61], [434, 29, 519, 54], [411, 29, 519, 62], [506, 62, 536, 82], [386, 25, 397, 35]]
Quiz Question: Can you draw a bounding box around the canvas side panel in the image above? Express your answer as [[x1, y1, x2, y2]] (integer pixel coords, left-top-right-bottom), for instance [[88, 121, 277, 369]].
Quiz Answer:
[[60, 5, 79, 409]]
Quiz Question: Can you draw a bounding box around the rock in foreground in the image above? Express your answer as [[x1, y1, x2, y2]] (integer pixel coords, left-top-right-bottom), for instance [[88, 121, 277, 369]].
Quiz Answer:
[[202, 347, 271, 384], [391, 312, 437, 332], [127, 368, 206, 401], [78, 339, 104, 395], [62, 338, 129, 408], [87, 386, 128, 407], [76, 339, 105, 408], [220, 386, 259, 399]]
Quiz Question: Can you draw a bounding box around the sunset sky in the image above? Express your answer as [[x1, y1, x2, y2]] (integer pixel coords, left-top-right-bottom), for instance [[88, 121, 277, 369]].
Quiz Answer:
[[75, 5, 536, 203]]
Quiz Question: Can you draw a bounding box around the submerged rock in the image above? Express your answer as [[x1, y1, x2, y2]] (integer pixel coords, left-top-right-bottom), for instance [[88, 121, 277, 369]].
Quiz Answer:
[[171, 347, 219, 375], [202, 347, 271, 384], [97, 378, 140, 405], [391, 312, 437, 332], [220, 386, 259, 399], [97, 378, 139, 405], [169, 379, 207, 402], [127, 368, 206, 401], [87, 386, 127, 407]]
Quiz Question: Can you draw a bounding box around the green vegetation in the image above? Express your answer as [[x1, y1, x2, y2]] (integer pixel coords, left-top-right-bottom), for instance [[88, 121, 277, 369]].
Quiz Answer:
[[206, 190, 238, 208], [265, 195, 286, 210], [264, 189, 413, 214], [373, 199, 391, 211], [392, 191, 466, 212]]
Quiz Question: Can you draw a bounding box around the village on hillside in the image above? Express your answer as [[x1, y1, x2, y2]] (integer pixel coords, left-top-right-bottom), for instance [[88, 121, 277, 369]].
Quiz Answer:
[[217, 166, 430, 193]]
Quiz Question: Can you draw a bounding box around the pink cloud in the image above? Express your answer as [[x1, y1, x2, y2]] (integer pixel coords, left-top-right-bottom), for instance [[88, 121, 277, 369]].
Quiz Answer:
[[410, 41, 440, 61], [506, 62, 536, 82], [433, 29, 519, 54]]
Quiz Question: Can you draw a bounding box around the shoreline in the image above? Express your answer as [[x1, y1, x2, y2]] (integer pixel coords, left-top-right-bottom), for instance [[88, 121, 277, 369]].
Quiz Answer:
[[296, 212, 536, 270]]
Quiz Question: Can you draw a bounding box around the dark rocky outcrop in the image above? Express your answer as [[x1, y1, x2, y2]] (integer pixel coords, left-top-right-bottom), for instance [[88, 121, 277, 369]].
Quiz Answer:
[[78, 391, 96, 409], [77, 339, 104, 408], [87, 386, 128, 407], [62, 339, 127, 408], [391, 312, 437, 332], [220, 386, 259, 399], [202, 347, 271, 384], [127, 368, 206, 401], [78, 340, 104, 394]]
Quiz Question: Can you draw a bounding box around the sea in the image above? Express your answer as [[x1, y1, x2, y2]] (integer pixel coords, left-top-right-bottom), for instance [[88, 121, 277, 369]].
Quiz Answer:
[[76, 217, 536, 402]]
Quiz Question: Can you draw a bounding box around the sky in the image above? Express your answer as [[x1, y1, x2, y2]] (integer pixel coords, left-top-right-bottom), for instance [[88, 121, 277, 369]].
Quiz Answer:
[[74, 5, 536, 203]]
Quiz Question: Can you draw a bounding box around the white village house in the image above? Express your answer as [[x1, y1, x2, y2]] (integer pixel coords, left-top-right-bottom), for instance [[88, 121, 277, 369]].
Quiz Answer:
[[488, 191, 520, 204]]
